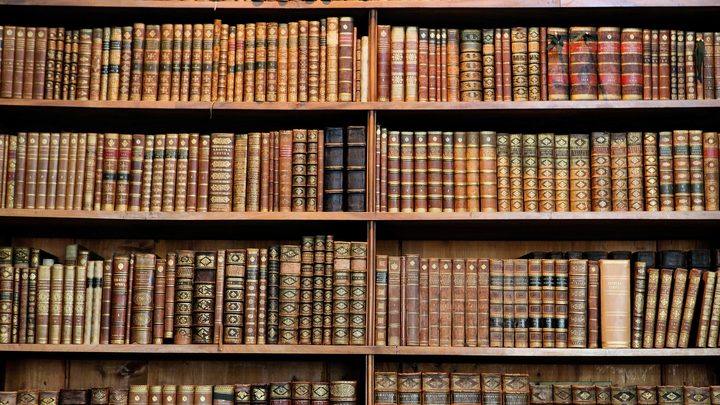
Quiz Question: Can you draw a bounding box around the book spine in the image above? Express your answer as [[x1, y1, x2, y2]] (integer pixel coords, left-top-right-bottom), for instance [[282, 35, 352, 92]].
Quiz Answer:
[[299, 237, 314, 344], [689, 130, 705, 210], [61, 265, 75, 344], [387, 256, 401, 346], [541, 259, 555, 347], [696, 270, 716, 347], [631, 262, 647, 348], [513, 260, 529, 348], [390, 27, 404, 102], [511, 27, 529, 101], [192, 251, 216, 344], [665, 268, 688, 348], [522, 133, 538, 212], [208, 133, 234, 212], [569, 27, 598, 100], [72, 263, 86, 344], [279, 245, 301, 344], [502, 29, 512, 101], [528, 259, 543, 348], [489, 259, 503, 347], [479, 131, 498, 212], [460, 29, 481, 101], [673, 130, 691, 211], [438, 258, 452, 346], [621, 28, 643, 100], [528, 27, 541, 101], [653, 268, 674, 348], [163, 253, 176, 340], [502, 260, 515, 347], [140, 134, 154, 212], [611, 132, 629, 211], [374, 255, 388, 346], [509, 133, 523, 212], [659, 30, 671, 99], [568, 259, 588, 348], [569, 133, 590, 211], [555, 259, 569, 347], [651, 30, 659, 99], [413, 132, 428, 212], [332, 241, 351, 345], [346, 126, 366, 212], [547, 27, 569, 100], [223, 249, 246, 344], [497, 133, 510, 211], [129, 254, 155, 344], [678, 268, 702, 348], [150, 258, 165, 344], [591, 132, 611, 211], [451, 259, 466, 346], [377, 25, 390, 102], [349, 242, 367, 345], [704, 131, 719, 210], [627, 132, 645, 211], [465, 259, 479, 347], [482, 29, 496, 101], [99, 260, 112, 344], [598, 27, 621, 100]]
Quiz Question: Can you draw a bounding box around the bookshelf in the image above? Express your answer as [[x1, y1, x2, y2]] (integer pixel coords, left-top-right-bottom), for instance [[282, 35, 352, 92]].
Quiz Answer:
[[1, 0, 720, 404]]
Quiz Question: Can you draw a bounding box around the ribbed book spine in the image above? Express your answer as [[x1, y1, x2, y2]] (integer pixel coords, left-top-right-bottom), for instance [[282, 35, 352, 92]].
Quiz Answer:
[[689, 130, 705, 210], [555, 259, 569, 347], [173, 250, 194, 344], [569, 133, 590, 212], [460, 29, 481, 101], [611, 132, 629, 211], [511, 27, 528, 101], [496, 134, 511, 212], [523, 134, 538, 212], [349, 242, 367, 345], [598, 27, 621, 100], [279, 244, 301, 344], [704, 132, 719, 210], [192, 251, 216, 344], [672, 130, 691, 211], [621, 28, 643, 100], [569, 27, 598, 100], [130, 253, 155, 344], [554, 134, 570, 212], [591, 132, 611, 211], [568, 259, 587, 348]]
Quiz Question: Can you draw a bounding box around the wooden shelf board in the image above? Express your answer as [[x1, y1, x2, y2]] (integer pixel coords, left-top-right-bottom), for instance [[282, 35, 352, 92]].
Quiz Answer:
[[0, 209, 371, 221], [1, 0, 717, 8], [372, 211, 720, 221], [375, 346, 720, 357], [0, 99, 719, 111], [0, 344, 373, 355]]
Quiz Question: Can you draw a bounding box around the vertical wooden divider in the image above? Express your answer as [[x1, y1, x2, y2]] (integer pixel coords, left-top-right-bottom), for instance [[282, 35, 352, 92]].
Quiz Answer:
[[369, 9, 378, 103]]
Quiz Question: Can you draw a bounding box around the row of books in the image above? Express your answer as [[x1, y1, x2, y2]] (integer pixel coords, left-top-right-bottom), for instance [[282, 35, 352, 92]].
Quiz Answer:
[[0, 237, 369, 345], [373, 128, 719, 212], [0, 127, 366, 212], [0, 19, 370, 102], [378, 26, 720, 102], [0, 381, 358, 405], [374, 250, 720, 348], [374, 372, 720, 405]]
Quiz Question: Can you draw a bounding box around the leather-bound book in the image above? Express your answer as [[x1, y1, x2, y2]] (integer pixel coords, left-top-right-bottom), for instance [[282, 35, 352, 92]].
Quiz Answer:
[[598, 27, 621, 100], [476, 131, 499, 212], [547, 27, 569, 100], [657, 387, 682, 405], [702, 33, 716, 99], [626, 132, 645, 211], [595, 386, 612, 405], [60, 390, 89, 405], [436, 132, 451, 211], [173, 250, 194, 344], [481, 374, 502, 405], [590, 132, 611, 211], [670, 31, 678, 100], [649, 30, 659, 99], [199, 23, 214, 102], [553, 386, 572, 405], [292, 382, 311, 405], [610, 132, 629, 211], [345, 126, 366, 212], [36, 269, 51, 342], [108, 256, 129, 344], [374, 371, 398, 405], [489, 259, 504, 347], [453, 132, 468, 211], [127, 134, 144, 211], [481, 29, 495, 101], [568, 259, 587, 347], [501, 29, 512, 101], [197, 133, 211, 212], [673, 130, 691, 211], [196, 387, 213, 405], [129, 386, 149, 405], [536, 133, 555, 212], [11, 26, 26, 99], [492, 29, 502, 100], [109, 389, 128, 405], [299, 239, 314, 344], [508, 27, 529, 101], [215, 386, 234, 405], [234, 385, 250, 405], [141, 25, 160, 101], [461, 259, 477, 346], [696, 270, 717, 347], [349, 242, 367, 345], [397, 374, 421, 405], [160, 133, 177, 212], [138, 134, 153, 212], [255, 23, 268, 102], [640, 267, 659, 348], [129, 253, 155, 344], [676, 30, 687, 100], [404, 27, 418, 102], [636, 387, 657, 405], [684, 388, 711, 405], [269, 382, 290, 405], [386, 131, 401, 212], [555, 134, 570, 211], [572, 386, 596, 405], [423, 131, 442, 212], [150, 258, 165, 344], [466, 132, 480, 212], [522, 133, 538, 212], [449, 259, 465, 346], [496, 133, 510, 211], [279, 245, 301, 344], [527, 259, 543, 347], [611, 387, 637, 405], [208, 133, 233, 212], [450, 373, 480, 405], [586, 261, 599, 348], [106, 27, 121, 101], [655, 131, 673, 210], [664, 266, 688, 348], [503, 375, 529, 405], [569, 27, 598, 100], [150, 134, 165, 212], [528, 27, 541, 101], [621, 28, 643, 99], [375, 255, 388, 345], [509, 133, 523, 212], [290, 130, 308, 211], [111, 134, 130, 211], [223, 249, 246, 344], [657, 30, 671, 100], [709, 264, 720, 347], [687, 249, 711, 270], [554, 259, 569, 347], [400, 132, 415, 212], [129, 23, 145, 100], [540, 259, 556, 347], [244, 249, 259, 343], [653, 267, 674, 347], [411, 131, 428, 212], [531, 385, 552, 405], [598, 260, 631, 348], [502, 260, 515, 347], [324, 127, 344, 212], [513, 259, 529, 347], [309, 383, 329, 405], [631, 261, 648, 348], [569, 133, 590, 212], [387, 256, 401, 346], [703, 132, 719, 210], [438, 259, 452, 346], [376, 25, 391, 102], [447, 29, 461, 101], [688, 130, 706, 210], [332, 241, 351, 345], [329, 381, 355, 405], [677, 268, 702, 347], [421, 372, 449, 405], [460, 29, 481, 101], [91, 388, 109, 405]]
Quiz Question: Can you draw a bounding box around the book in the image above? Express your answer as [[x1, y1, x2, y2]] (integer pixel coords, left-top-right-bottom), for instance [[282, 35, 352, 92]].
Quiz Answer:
[[599, 260, 631, 348]]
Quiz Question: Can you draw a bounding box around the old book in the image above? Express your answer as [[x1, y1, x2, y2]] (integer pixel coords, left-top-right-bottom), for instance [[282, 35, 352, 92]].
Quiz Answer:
[[192, 251, 216, 343], [463, 259, 478, 347], [653, 268, 675, 348], [610, 137, 629, 211], [278, 245, 301, 344], [555, 134, 570, 211], [324, 128, 344, 212], [522, 133, 538, 212], [129, 253, 155, 344], [513, 259, 529, 347], [621, 28, 643, 99], [689, 130, 706, 210], [684, 388, 710, 405], [265, 247, 280, 343], [665, 267, 688, 348], [703, 132, 719, 210], [244, 249, 259, 343], [397, 373, 421, 405], [627, 132, 645, 211], [611, 387, 637, 405], [460, 29, 482, 101], [598, 260, 631, 348], [554, 259, 569, 347], [553, 385, 572, 405], [631, 261, 648, 348], [511, 27, 529, 101], [678, 268, 702, 348], [173, 250, 194, 344], [348, 242, 366, 346], [673, 130, 691, 210], [598, 27, 621, 100], [585, 261, 599, 348], [590, 132, 611, 211], [696, 270, 717, 347], [209, 133, 234, 212], [502, 259, 515, 347], [223, 249, 245, 344], [150, 134, 165, 212], [345, 126, 366, 212], [546, 27, 570, 100], [568, 259, 587, 348], [572, 386, 596, 405], [375, 255, 389, 346], [569, 27, 598, 100], [509, 133, 523, 212], [503, 375, 529, 405], [569, 133, 590, 212]]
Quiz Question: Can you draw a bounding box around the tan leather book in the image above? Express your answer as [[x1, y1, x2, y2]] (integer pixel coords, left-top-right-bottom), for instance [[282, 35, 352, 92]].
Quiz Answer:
[[653, 268, 674, 348], [502, 259, 515, 347], [642, 268, 660, 348], [695, 270, 716, 347], [568, 259, 587, 348], [439, 258, 453, 346], [665, 267, 688, 347], [451, 259, 466, 346], [598, 260, 631, 348], [678, 268, 702, 348]]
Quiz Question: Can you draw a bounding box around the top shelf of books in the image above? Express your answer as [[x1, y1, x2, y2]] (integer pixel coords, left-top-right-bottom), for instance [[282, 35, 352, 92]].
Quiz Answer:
[[0, 0, 718, 9]]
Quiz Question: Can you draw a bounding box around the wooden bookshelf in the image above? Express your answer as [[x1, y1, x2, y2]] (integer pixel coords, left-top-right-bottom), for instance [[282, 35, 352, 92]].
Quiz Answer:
[[1, 0, 720, 401]]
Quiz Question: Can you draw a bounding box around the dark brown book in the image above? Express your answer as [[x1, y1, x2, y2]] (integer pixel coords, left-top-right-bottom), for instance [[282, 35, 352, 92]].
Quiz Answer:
[[568, 259, 588, 348], [587, 260, 599, 348], [421, 372, 449, 405], [631, 261, 648, 348], [397, 373, 421, 405], [503, 375, 529, 405], [502, 259, 514, 347], [192, 251, 216, 344]]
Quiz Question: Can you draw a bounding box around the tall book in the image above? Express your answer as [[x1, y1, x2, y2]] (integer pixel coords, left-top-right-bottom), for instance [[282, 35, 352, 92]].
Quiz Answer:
[[599, 260, 631, 348]]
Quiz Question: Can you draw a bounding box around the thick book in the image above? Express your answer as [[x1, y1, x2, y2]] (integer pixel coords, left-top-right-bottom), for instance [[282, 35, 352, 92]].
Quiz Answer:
[[503, 375, 529, 405], [568, 259, 587, 348], [599, 260, 631, 348], [664, 267, 688, 348], [653, 268, 674, 348], [421, 372, 449, 405], [569, 27, 598, 100], [481, 374, 502, 405]]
